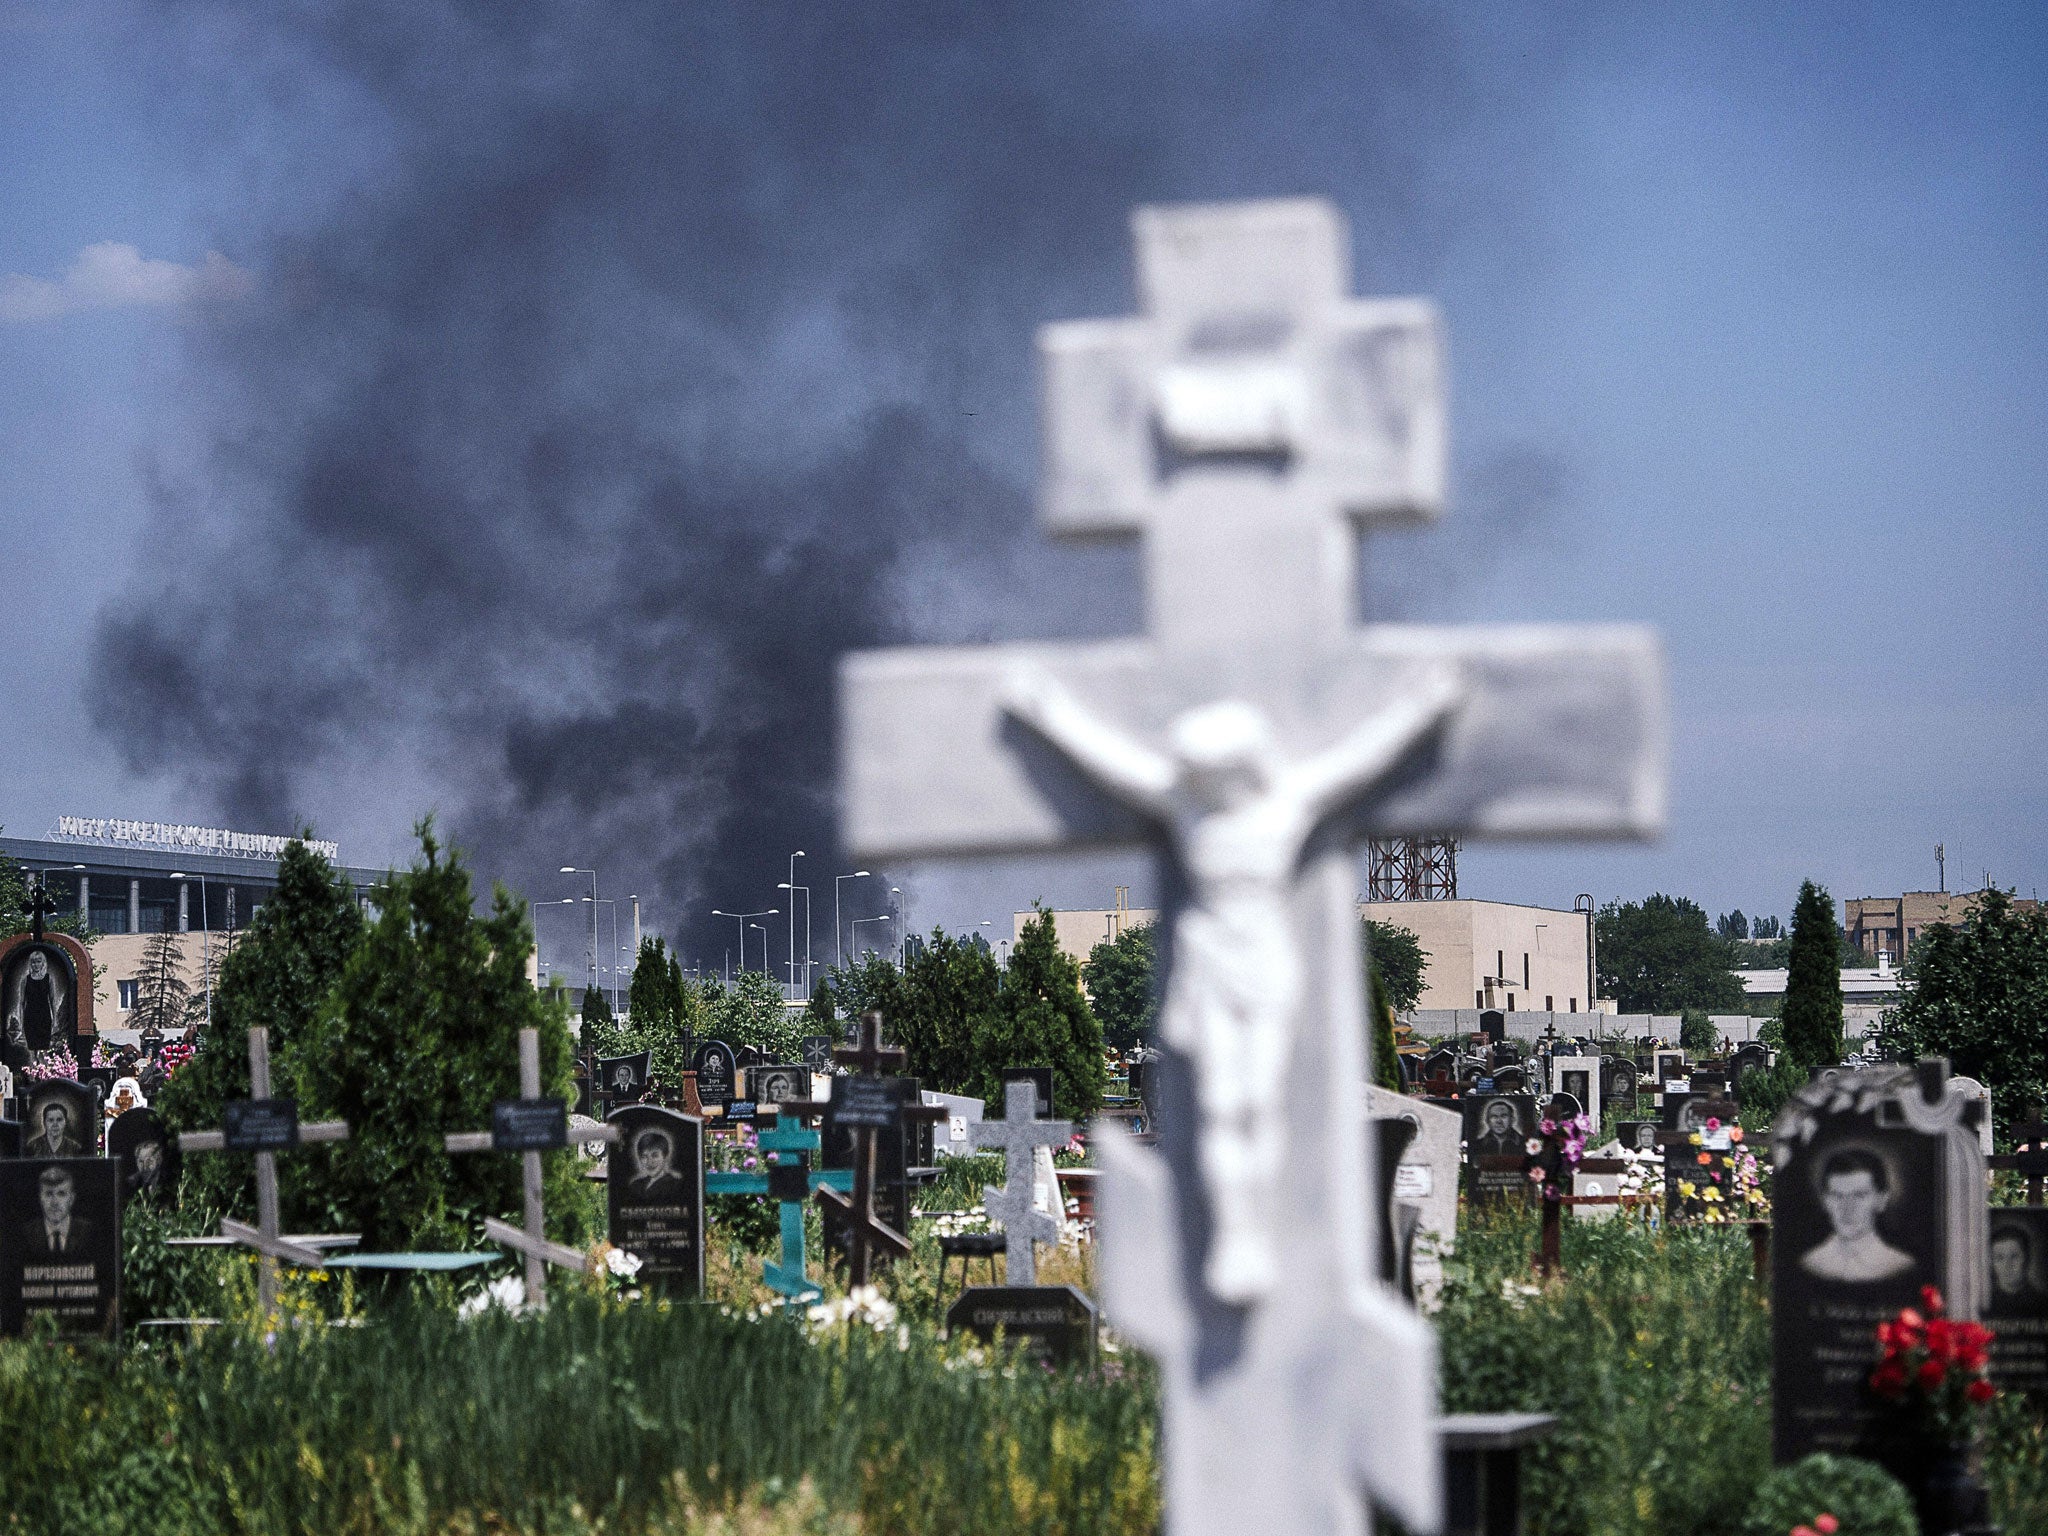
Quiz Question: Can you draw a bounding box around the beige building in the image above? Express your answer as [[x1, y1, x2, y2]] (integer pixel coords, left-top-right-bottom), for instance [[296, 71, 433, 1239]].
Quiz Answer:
[[1844, 889, 2038, 964], [1018, 896, 1600, 1014]]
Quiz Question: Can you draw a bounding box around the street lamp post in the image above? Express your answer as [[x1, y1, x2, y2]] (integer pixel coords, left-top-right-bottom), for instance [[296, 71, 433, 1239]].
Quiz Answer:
[[749, 923, 769, 976], [890, 886, 904, 964], [834, 870, 872, 971], [785, 851, 805, 1001], [561, 867, 598, 997], [778, 880, 813, 999], [169, 871, 211, 1034], [711, 908, 778, 978], [850, 915, 891, 964]]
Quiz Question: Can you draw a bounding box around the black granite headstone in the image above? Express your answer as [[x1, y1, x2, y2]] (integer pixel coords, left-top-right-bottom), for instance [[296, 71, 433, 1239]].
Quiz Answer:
[[597, 1051, 652, 1101], [106, 1109, 180, 1205], [1619, 1120, 1661, 1155], [223, 1097, 299, 1151], [0, 1157, 120, 1337], [1463, 1093, 1536, 1202], [1478, 1010, 1505, 1044], [800, 1035, 835, 1072], [750, 1063, 807, 1107], [22, 1079, 100, 1158], [1989, 1207, 2048, 1396], [692, 1041, 735, 1108], [945, 1283, 1097, 1366], [606, 1105, 704, 1298]]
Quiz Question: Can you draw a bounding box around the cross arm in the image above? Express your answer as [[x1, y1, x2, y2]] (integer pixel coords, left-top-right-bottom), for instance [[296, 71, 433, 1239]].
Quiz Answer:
[[1283, 662, 1464, 824], [1000, 662, 1176, 818], [219, 1217, 329, 1270], [482, 1216, 589, 1274], [179, 1120, 350, 1154]]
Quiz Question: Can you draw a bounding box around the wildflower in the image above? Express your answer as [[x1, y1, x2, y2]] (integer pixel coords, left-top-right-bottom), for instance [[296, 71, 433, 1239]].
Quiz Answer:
[[1966, 1379, 1996, 1405], [1814, 1516, 1839, 1536]]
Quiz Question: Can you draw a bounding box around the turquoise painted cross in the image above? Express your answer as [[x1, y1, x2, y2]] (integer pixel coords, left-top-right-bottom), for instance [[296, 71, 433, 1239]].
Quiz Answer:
[[706, 1109, 851, 1304]]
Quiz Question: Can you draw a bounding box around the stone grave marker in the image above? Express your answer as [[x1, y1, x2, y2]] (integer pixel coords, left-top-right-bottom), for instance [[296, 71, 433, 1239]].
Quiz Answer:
[[1988, 1206, 2048, 1396], [924, 1088, 984, 1158], [1771, 1061, 1989, 1463], [107, 1108, 180, 1205], [1552, 1056, 1601, 1129], [596, 1050, 652, 1104], [0, 1117, 17, 1159], [0, 1157, 120, 1337], [1662, 1094, 1739, 1221], [1002, 1065, 1055, 1120], [0, 898, 95, 1070], [1654, 1049, 1685, 1086], [1478, 1010, 1505, 1045], [1570, 1159, 1626, 1223], [692, 1040, 735, 1112], [971, 1079, 1073, 1286], [1731, 1042, 1770, 1092], [1464, 1093, 1537, 1207], [607, 1105, 704, 1298], [839, 195, 1663, 1533], [946, 1282, 1098, 1367], [176, 1026, 353, 1314], [1948, 1076, 1994, 1160], [22, 1079, 98, 1159], [800, 1035, 836, 1073], [751, 1063, 808, 1108], [444, 1028, 607, 1310], [1367, 1086, 1458, 1301]]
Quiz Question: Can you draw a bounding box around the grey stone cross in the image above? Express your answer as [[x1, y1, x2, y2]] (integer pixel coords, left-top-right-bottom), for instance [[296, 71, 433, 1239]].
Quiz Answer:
[[971, 1079, 1074, 1286], [840, 197, 1665, 1535]]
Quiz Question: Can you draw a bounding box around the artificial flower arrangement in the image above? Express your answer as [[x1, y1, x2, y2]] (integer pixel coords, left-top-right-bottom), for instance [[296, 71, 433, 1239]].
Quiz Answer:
[[158, 1040, 196, 1076], [1523, 1109, 1591, 1203], [23, 1045, 78, 1083], [1671, 1116, 1766, 1223], [1869, 1285, 1996, 1435]]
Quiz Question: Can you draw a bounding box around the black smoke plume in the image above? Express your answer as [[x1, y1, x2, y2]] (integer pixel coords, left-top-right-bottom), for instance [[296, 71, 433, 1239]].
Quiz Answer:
[[92, 1, 1481, 954]]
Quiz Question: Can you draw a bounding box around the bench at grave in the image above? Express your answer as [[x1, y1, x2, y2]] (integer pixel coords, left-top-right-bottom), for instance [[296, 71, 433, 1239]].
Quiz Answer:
[[1440, 1412, 1557, 1536]]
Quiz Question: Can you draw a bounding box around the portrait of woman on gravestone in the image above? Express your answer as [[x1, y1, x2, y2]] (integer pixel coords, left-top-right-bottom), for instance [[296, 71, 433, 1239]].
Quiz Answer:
[[627, 1127, 684, 1199], [3, 944, 74, 1064], [1989, 1220, 2042, 1316], [1798, 1146, 1915, 1284]]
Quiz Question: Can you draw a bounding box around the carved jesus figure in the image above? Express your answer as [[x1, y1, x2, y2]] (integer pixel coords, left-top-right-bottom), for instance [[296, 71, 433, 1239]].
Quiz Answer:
[[1005, 663, 1464, 1302]]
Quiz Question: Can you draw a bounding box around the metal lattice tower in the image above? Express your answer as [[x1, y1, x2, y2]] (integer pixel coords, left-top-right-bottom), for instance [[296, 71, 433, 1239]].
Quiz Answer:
[[1366, 838, 1458, 901]]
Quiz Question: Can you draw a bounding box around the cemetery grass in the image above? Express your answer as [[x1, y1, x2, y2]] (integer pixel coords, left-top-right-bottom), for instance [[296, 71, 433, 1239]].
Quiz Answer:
[[0, 1285, 1156, 1536], [1431, 1208, 2048, 1536]]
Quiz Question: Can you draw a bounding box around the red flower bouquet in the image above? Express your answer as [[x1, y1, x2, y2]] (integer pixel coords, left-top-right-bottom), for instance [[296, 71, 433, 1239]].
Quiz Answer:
[[1869, 1286, 1996, 1438]]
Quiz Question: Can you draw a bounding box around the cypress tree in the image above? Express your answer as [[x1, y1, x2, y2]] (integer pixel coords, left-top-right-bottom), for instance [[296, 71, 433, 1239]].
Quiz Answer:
[[977, 908, 1105, 1119], [1369, 963, 1403, 1092], [1782, 879, 1844, 1071]]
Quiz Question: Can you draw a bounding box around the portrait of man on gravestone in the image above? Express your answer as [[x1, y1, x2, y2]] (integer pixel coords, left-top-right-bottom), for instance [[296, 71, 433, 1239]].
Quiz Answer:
[[3, 944, 74, 1061], [24, 1100, 82, 1158], [627, 1127, 685, 1199], [1798, 1147, 1915, 1283], [23, 1166, 93, 1257], [1467, 1097, 1527, 1157]]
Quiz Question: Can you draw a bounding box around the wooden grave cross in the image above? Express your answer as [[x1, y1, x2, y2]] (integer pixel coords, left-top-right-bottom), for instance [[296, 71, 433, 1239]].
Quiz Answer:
[[175, 1026, 353, 1314], [1988, 1100, 2048, 1206], [813, 1011, 913, 1287], [839, 197, 1666, 1535], [705, 1104, 852, 1304], [443, 1027, 608, 1309], [971, 1079, 1074, 1286]]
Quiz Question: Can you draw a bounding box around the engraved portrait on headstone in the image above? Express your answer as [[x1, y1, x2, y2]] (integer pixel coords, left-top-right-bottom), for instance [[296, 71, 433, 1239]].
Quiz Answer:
[[606, 1104, 703, 1297], [1987, 1207, 2048, 1396], [2, 943, 78, 1065], [0, 1158, 121, 1337], [1464, 1094, 1533, 1158], [23, 1080, 97, 1158], [108, 1108, 181, 1204]]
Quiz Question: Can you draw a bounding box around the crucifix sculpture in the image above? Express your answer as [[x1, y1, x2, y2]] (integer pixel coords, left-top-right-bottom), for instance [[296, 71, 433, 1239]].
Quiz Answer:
[[972, 1078, 1074, 1286], [840, 197, 1665, 1534], [814, 1011, 913, 1287]]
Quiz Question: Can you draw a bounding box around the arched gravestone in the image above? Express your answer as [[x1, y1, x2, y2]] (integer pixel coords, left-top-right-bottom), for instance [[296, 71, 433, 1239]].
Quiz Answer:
[[691, 1041, 735, 1109], [107, 1109, 180, 1205], [0, 933, 94, 1070], [607, 1104, 704, 1298], [1478, 1009, 1506, 1044]]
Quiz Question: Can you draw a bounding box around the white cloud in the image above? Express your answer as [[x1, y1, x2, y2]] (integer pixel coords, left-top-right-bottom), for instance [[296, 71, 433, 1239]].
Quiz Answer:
[[0, 242, 254, 323]]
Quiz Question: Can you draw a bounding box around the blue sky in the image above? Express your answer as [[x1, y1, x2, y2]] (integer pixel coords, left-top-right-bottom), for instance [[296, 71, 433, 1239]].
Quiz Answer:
[[0, 3, 2041, 971]]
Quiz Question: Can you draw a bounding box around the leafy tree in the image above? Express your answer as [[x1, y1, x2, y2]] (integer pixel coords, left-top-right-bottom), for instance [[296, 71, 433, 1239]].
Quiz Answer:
[[295, 825, 586, 1252], [698, 969, 803, 1061], [627, 937, 679, 1032], [1716, 910, 1749, 940], [1363, 919, 1428, 1013], [0, 832, 93, 943], [976, 908, 1104, 1119], [1369, 963, 1402, 1091], [1595, 895, 1746, 1014], [1875, 889, 2048, 1134], [581, 983, 617, 1039], [1781, 880, 1844, 1071], [886, 927, 1003, 1093], [155, 837, 365, 1225], [130, 931, 193, 1039], [1083, 921, 1158, 1051], [1680, 1008, 1719, 1056], [1752, 914, 1782, 940]]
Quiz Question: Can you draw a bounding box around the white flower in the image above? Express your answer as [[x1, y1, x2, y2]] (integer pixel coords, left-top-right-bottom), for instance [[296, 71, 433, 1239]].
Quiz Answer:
[[459, 1274, 529, 1319], [605, 1247, 644, 1279]]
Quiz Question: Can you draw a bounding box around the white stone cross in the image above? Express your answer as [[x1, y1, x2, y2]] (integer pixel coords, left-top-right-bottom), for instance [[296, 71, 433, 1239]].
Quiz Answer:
[[839, 197, 1665, 1536], [971, 1079, 1074, 1286], [177, 1026, 353, 1314]]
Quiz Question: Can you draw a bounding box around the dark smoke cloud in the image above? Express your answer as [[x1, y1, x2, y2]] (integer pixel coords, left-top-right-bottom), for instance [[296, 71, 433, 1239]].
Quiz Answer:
[[91, 0, 1485, 949]]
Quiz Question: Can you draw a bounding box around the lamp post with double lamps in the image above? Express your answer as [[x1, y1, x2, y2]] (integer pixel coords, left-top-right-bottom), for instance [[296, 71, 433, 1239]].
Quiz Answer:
[[833, 870, 872, 971], [711, 908, 778, 977], [850, 914, 892, 964], [560, 867, 598, 998]]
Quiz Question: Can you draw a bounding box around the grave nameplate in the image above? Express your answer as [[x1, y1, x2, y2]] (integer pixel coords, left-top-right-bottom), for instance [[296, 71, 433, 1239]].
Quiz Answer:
[[1988, 1207, 2048, 1396], [607, 1105, 704, 1298], [22, 1080, 98, 1159], [0, 1158, 120, 1337], [224, 1098, 300, 1152], [107, 1109, 180, 1204], [768, 1156, 811, 1202], [728, 1100, 757, 1122], [492, 1098, 568, 1153], [945, 1283, 1097, 1366], [1771, 1063, 1987, 1463], [834, 1075, 900, 1129]]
